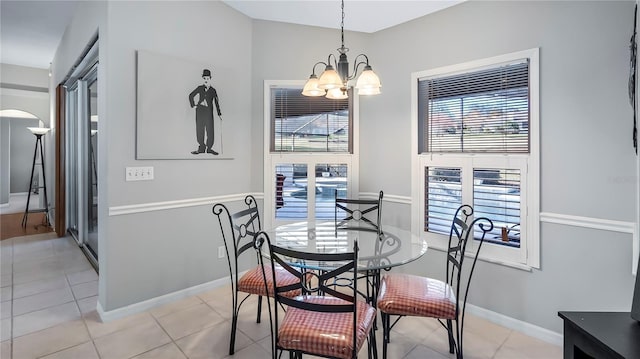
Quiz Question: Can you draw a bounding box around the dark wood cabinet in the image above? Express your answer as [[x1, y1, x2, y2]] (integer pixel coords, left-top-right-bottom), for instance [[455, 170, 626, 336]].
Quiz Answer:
[[558, 311, 640, 359]]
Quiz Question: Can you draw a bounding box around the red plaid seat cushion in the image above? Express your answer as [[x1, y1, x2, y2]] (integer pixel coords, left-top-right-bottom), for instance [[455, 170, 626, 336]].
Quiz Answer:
[[377, 273, 456, 319], [278, 296, 376, 359], [238, 265, 302, 298]]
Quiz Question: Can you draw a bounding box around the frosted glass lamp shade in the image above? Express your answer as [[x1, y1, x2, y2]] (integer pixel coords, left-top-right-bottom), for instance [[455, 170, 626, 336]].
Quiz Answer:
[[27, 127, 50, 135], [318, 65, 343, 90], [358, 87, 381, 96], [355, 67, 381, 92], [326, 88, 348, 100], [302, 76, 325, 97]]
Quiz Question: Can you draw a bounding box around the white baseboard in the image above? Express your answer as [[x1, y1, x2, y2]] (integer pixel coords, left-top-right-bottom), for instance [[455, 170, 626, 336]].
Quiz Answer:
[[97, 275, 233, 322], [465, 303, 562, 347], [96, 273, 563, 349]]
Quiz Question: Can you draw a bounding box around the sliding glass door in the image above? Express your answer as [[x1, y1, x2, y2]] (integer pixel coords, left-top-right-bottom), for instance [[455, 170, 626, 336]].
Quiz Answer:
[[65, 41, 99, 268]]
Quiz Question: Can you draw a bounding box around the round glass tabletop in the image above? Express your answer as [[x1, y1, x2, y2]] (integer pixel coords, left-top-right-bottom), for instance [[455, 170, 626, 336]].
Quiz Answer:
[[264, 221, 428, 271]]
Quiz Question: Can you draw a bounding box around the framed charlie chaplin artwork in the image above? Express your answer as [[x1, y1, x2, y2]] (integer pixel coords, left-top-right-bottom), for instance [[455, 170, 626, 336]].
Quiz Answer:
[[136, 50, 229, 159]]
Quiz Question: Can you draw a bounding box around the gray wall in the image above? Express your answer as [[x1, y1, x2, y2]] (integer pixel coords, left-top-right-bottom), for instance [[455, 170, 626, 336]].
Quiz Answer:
[[53, 1, 254, 311], [249, 20, 371, 191], [1, 64, 49, 201], [251, 1, 637, 334], [51, 0, 637, 335], [7, 118, 40, 193], [363, 0, 637, 333]]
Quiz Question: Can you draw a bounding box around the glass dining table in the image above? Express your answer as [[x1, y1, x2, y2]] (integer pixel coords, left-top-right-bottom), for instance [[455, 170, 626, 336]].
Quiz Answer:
[[262, 221, 429, 307]]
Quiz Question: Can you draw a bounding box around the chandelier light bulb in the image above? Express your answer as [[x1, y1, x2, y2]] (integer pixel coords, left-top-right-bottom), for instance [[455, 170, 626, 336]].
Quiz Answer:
[[326, 88, 348, 100], [358, 87, 381, 96]]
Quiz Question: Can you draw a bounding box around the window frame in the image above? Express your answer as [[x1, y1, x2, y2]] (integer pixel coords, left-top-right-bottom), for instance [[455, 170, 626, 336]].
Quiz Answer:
[[411, 48, 540, 270], [263, 81, 360, 229]]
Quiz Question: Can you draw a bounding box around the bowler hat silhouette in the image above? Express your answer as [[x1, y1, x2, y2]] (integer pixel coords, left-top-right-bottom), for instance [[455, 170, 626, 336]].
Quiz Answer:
[[202, 69, 211, 77]]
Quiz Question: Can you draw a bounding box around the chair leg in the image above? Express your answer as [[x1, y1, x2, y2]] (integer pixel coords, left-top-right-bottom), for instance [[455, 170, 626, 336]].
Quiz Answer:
[[257, 295, 263, 323], [370, 325, 378, 359], [381, 313, 389, 359], [456, 320, 463, 359], [229, 312, 238, 355], [446, 319, 455, 354]]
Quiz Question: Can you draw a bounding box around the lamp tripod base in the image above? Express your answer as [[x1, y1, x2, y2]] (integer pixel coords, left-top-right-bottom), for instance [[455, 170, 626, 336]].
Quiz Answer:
[[22, 134, 50, 229]]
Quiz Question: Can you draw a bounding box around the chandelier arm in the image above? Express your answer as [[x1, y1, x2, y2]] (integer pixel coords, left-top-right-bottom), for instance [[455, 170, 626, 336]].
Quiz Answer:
[[353, 53, 370, 65], [347, 54, 371, 81], [311, 61, 328, 76], [327, 53, 339, 68]]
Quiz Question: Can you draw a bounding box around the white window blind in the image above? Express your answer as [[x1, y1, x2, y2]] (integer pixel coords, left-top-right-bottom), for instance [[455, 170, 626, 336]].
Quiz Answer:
[[271, 88, 351, 153], [473, 168, 521, 248], [425, 165, 522, 249], [425, 167, 462, 234], [419, 60, 530, 153]]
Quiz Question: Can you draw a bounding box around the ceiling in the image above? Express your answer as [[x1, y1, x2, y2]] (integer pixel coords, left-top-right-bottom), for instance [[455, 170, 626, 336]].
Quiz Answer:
[[0, 1, 79, 70], [0, 0, 463, 70], [222, 1, 464, 33]]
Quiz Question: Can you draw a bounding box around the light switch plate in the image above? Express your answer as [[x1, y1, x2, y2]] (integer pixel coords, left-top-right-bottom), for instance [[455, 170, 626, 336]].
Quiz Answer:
[[126, 166, 154, 181]]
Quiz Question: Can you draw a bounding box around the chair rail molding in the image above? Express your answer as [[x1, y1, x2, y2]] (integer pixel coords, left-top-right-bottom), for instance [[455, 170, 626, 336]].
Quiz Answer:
[[540, 212, 638, 275], [360, 191, 411, 205], [109, 192, 409, 216], [108, 192, 264, 216]]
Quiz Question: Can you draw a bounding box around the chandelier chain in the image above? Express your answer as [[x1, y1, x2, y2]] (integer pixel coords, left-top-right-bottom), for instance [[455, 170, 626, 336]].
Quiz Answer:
[[341, 0, 345, 48]]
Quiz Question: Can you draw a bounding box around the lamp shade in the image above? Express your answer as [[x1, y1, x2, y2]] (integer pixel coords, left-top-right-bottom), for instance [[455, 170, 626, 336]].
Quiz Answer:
[[302, 76, 325, 97], [318, 65, 343, 90], [355, 67, 381, 91], [358, 87, 381, 96], [326, 88, 348, 100], [27, 127, 50, 135]]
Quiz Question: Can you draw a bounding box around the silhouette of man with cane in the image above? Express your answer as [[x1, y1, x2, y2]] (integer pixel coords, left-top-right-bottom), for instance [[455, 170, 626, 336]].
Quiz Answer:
[[188, 69, 222, 155]]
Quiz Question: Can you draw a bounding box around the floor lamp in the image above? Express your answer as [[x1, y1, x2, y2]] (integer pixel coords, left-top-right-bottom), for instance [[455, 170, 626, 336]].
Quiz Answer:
[[22, 127, 50, 228]]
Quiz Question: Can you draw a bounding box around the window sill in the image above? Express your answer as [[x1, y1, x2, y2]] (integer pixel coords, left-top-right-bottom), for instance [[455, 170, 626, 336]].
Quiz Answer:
[[428, 243, 534, 272]]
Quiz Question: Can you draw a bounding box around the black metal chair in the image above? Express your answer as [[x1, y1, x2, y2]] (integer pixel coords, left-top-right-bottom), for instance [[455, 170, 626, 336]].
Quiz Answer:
[[335, 190, 383, 236], [376, 204, 494, 359], [254, 230, 378, 359], [213, 195, 302, 355], [333, 190, 384, 311]]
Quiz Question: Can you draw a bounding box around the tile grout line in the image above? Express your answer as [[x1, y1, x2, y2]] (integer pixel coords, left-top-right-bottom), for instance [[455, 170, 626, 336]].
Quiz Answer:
[[20, 241, 100, 359], [29, 265, 101, 359], [490, 329, 514, 359], [148, 310, 190, 359], [67, 271, 101, 359], [202, 295, 267, 357]]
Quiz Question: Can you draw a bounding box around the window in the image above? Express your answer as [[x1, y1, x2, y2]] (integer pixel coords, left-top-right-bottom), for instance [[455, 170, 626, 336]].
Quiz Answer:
[[412, 49, 540, 269], [271, 88, 351, 153], [264, 82, 359, 228]]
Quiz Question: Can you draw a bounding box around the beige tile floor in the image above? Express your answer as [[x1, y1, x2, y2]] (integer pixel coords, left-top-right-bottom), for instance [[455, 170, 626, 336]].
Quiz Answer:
[[0, 232, 562, 359]]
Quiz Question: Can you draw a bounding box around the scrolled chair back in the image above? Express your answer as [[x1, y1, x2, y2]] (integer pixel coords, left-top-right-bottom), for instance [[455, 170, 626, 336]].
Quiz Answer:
[[254, 230, 374, 359], [212, 195, 262, 287]]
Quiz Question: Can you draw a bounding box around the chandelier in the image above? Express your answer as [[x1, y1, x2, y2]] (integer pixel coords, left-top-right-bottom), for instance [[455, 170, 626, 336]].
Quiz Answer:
[[301, 0, 381, 99]]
